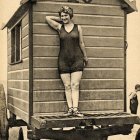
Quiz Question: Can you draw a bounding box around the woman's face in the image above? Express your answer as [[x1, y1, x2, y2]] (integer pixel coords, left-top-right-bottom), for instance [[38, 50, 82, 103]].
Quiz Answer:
[[60, 12, 71, 24]]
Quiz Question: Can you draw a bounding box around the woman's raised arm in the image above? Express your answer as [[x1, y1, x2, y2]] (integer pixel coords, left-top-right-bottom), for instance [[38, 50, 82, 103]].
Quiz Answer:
[[46, 16, 61, 31]]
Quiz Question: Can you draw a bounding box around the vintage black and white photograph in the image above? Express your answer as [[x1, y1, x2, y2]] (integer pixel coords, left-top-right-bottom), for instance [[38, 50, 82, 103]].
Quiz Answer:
[[0, 0, 140, 139]]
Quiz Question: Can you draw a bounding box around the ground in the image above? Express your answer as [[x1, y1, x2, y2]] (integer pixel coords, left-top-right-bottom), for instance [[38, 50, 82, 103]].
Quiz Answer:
[[109, 124, 139, 140]]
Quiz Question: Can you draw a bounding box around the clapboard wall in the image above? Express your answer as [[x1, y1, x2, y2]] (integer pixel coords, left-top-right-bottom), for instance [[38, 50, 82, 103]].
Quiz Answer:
[[32, 0, 125, 115], [7, 12, 29, 122]]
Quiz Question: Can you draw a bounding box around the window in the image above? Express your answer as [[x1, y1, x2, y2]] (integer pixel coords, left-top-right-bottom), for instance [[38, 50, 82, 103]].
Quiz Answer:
[[11, 22, 22, 64]]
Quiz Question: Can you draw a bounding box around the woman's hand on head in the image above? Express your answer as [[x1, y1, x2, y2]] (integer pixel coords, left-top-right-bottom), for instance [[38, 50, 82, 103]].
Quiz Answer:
[[45, 16, 61, 31]]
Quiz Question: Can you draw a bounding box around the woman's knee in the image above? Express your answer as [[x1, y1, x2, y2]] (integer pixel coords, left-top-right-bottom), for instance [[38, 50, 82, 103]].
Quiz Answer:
[[64, 84, 71, 90], [71, 82, 80, 90]]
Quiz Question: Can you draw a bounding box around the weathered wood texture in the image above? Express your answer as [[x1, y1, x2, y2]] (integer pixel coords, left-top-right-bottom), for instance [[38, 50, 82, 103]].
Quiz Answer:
[[7, 104, 29, 123], [34, 68, 124, 79], [8, 80, 29, 92], [8, 58, 29, 71], [34, 79, 124, 90], [8, 96, 28, 112], [33, 89, 124, 116], [33, 2, 124, 16], [33, 46, 124, 57], [38, 0, 122, 6], [33, 24, 124, 37], [33, 35, 124, 47], [33, 58, 124, 68], [33, 13, 124, 27], [33, 1, 125, 114], [33, 100, 124, 113], [33, 90, 124, 102], [8, 88, 29, 101], [7, 12, 29, 122]]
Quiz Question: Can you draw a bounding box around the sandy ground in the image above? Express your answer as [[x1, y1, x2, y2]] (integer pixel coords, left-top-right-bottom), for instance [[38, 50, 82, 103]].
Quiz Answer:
[[8, 125, 139, 140], [108, 124, 140, 140]]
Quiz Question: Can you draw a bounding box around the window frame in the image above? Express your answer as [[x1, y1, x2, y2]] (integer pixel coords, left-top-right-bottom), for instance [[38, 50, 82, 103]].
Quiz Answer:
[[10, 22, 22, 65]]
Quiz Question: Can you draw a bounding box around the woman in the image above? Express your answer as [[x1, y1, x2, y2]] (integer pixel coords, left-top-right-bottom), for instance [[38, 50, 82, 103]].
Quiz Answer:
[[46, 6, 88, 117]]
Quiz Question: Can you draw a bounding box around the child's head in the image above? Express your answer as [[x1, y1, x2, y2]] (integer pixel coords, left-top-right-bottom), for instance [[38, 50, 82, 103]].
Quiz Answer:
[[135, 84, 140, 91]]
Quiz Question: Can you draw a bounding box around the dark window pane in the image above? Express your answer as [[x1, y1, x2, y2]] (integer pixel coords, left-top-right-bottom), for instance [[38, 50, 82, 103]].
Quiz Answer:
[[16, 24, 21, 62], [10, 22, 21, 64], [11, 28, 16, 63]]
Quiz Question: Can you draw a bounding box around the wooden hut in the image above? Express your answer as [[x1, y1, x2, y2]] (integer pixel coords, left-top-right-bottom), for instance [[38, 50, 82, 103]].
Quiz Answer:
[[4, 0, 137, 126]]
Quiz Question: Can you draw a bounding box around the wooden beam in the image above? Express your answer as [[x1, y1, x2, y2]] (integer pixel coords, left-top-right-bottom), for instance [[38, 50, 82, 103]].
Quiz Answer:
[[28, 124, 134, 140], [31, 0, 37, 3], [20, 0, 29, 5], [31, 112, 139, 129], [28, 1, 34, 124], [28, 124, 135, 140], [34, 0, 122, 5], [121, 0, 138, 14], [20, 0, 37, 5], [124, 0, 138, 11], [33, 2, 124, 16]]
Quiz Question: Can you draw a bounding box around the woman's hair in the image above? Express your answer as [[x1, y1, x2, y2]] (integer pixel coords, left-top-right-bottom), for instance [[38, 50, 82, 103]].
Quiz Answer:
[[135, 84, 140, 90], [58, 6, 73, 19]]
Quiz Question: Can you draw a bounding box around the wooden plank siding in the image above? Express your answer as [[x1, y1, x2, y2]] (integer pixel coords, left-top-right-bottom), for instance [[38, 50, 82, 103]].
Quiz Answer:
[[8, 58, 29, 71], [8, 104, 29, 123], [22, 24, 29, 38], [22, 35, 29, 49], [22, 12, 29, 28], [38, 0, 122, 6], [33, 79, 124, 90], [33, 24, 124, 37], [33, 100, 124, 113], [8, 80, 29, 94], [34, 68, 124, 79], [7, 12, 30, 122], [33, 2, 124, 16], [33, 46, 124, 57], [32, 1, 125, 114], [33, 35, 124, 47], [22, 47, 29, 59], [7, 13, 29, 56], [8, 47, 29, 59], [33, 57, 124, 68], [8, 70, 29, 80], [8, 96, 29, 112], [33, 13, 124, 27], [7, 32, 11, 56], [8, 88, 29, 101], [33, 90, 124, 102]]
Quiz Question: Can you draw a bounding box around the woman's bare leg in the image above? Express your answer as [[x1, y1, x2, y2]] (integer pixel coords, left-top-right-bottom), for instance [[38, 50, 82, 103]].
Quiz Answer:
[[60, 73, 72, 108], [71, 71, 83, 109]]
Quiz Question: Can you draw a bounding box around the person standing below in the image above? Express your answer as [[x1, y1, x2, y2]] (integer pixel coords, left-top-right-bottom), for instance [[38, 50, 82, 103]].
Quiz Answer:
[[129, 84, 140, 115], [129, 84, 140, 140], [46, 6, 88, 117]]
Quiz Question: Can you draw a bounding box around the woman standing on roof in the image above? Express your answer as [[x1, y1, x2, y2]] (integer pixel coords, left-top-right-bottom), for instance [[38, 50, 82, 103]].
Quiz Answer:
[[46, 6, 88, 117]]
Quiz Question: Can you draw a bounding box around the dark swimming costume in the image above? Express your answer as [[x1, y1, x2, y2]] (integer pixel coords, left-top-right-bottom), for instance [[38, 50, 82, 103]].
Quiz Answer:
[[58, 24, 84, 74]]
